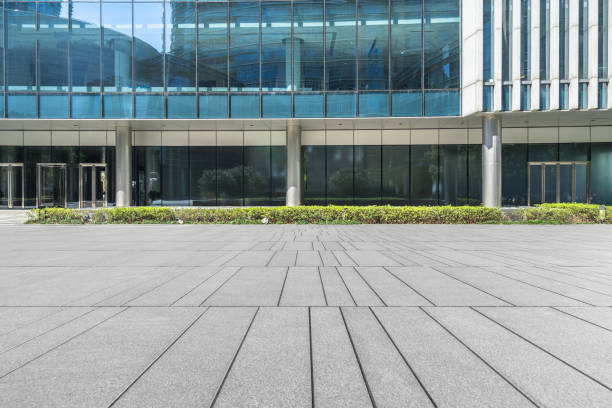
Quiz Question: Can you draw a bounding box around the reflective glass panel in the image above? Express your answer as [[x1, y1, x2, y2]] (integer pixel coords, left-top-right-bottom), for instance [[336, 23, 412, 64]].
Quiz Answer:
[[39, 94, 68, 118], [425, 90, 460, 116], [217, 146, 243, 206], [294, 94, 324, 118], [439, 144, 467, 205], [326, 0, 356, 91], [261, 2, 290, 91], [326, 93, 356, 117], [135, 94, 164, 118], [198, 3, 228, 91], [424, 0, 460, 89], [271, 146, 286, 205], [7, 94, 36, 118], [327, 146, 354, 205], [134, 146, 161, 206], [167, 94, 196, 118], [71, 94, 100, 118], [103, 94, 132, 118], [382, 145, 409, 205], [303, 145, 326, 205], [392, 91, 422, 116], [230, 94, 259, 118], [229, 2, 260, 91], [166, 3, 196, 91], [102, 2, 132, 92], [38, 3, 69, 91], [410, 145, 438, 205], [529, 164, 542, 205], [591, 143, 612, 204], [133, 3, 164, 92], [391, 0, 422, 90], [70, 3, 101, 92], [244, 146, 272, 206], [162, 147, 189, 206], [468, 144, 482, 204], [293, 1, 324, 91], [189, 146, 216, 206], [358, 93, 389, 117], [358, 0, 389, 90], [199, 94, 228, 118], [262, 94, 291, 118], [6, 3, 37, 91], [354, 145, 381, 204], [502, 144, 527, 206]]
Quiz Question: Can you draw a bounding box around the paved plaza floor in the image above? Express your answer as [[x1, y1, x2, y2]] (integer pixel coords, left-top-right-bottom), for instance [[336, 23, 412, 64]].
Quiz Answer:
[[1, 224, 612, 407]]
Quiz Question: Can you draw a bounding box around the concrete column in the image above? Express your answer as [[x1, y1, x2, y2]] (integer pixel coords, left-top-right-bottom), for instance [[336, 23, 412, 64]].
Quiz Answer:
[[550, 0, 560, 109], [530, 0, 541, 110], [461, 0, 483, 115], [286, 122, 301, 207], [511, 0, 522, 111], [587, 0, 599, 109], [482, 115, 502, 208], [568, 0, 580, 110], [115, 125, 132, 207]]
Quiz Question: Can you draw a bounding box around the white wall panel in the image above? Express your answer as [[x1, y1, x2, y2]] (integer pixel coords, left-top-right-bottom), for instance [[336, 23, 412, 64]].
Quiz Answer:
[[550, 0, 560, 109], [354, 129, 381, 145], [79, 131, 107, 146], [326, 130, 353, 145], [217, 131, 243, 146], [587, 0, 599, 109], [24, 131, 51, 146], [382, 130, 410, 145], [189, 131, 216, 146], [502, 127, 528, 143], [244, 131, 270, 146], [591, 126, 612, 142], [0, 131, 23, 146], [468, 128, 483, 144], [559, 126, 589, 142], [439, 129, 468, 144], [162, 131, 189, 146], [512, 0, 522, 111], [494, 0, 504, 111], [134, 131, 162, 146], [301, 130, 325, 145], [530, 0, 541, 110], [51, 131, 78, 146], [411, 129, 438, 145], [529, 127, 558, 143], [106, 131, 116, 147], [271, 131, 286, 146], [462, 0, 484, 115], [568, 0, 579, 110]]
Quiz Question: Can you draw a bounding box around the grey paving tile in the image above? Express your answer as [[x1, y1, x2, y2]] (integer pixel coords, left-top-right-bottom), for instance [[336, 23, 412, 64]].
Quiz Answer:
[[112, 307, 256, 408], [555, 307, 612, 331], [337, 267, 384, 306], [333, 251, 358, 266], [387, 250, 450, 267], [311, 308, 372, 408], [319, 251, 341, 266], [346, 251, 401, 267], [356, 267, 431, 306], [214, 307, 311, 408], [268, 251, 297, 267], [0, 307, 124, 377], [439, 267, 587, 306], [322, 241, 344, 251], [320, 267, 355, 306], [389, 267, 511, 306], [427, 307, 612, 408], [204, 267, 287, 306], [296, 251, 323, 266], [477, 307, 612, 388], [0, 307, 63, 336], [284, 242, 313, 251], [373, 307, 535, 408], [279, 267, 326, 306], [126, 268, 219, 306], [0, 307, 200, 408], [223, 251, 275, 267], [172, 267, 240, 306], [341, 307, 434, 408]]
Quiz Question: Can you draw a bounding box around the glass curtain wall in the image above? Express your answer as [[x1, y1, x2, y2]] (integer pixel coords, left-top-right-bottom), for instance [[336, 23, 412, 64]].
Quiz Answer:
[[540, 0, 550, 109], [483, 0, 494, 111], [1, 0, 461, 119], [578, 0, 588, 109], [559, 0, 569, 109], [501, 0, 512, 111], [598, 0, 608, 108], [520, 0, 530, 110]]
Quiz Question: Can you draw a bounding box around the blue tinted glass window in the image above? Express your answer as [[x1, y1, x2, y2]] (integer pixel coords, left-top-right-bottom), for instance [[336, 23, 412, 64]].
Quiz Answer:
[[294, 94, 324, 117], [71, 94, 100, 118], [326, 0, 356, 91], [166, 3, 196, 91], [262, 2, 290, 91], [358, 0, 389, 90], [578, 82, 588, 109], [540, 84, 550, 110], [326, 93, 356, 117], [424, 90, 460, 116], [199, 94, 228, 118], [578, 0, 588, 79], [520, 0, 531, 80], [38, 3, 69, 91], [103, 94, 132, 118], [520, 84, 531, 110], [133, 3, 164, 92], [167, 94, 196, 118], [599, 0, 608, 78], [7, 94, 36, 118], [483, 0, 494, 82], [559, 83, 569, 109], [502, 0, 512, 81], [598, 82, 608, 109], [198, 3, 228, 91], [39, 94, 68, 118], [0, 6, 3, 91], [359, 93, 389, 117], [502, 85, 512, 110], [483, 86, 493, 111], [293, 1, 324, 91], [70, 3, 101, 92], [230, 94, 259, 118], [391, 0, 422, 90], [559, 0, 569, 79], [262, 94, 291, 118], [0, 98, 4, 118], [135, 94, 164, 118], [6, 3, 36, 91], [229, 2, 260, 91], [540, 0, 550, 79], [424, 0, 460, 89], [392, 91, 422, 116], [102, 3, 132, 92]]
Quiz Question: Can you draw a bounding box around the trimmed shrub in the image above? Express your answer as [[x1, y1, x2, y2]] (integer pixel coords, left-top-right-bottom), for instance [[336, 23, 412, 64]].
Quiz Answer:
[[27, 205, 508, 225]]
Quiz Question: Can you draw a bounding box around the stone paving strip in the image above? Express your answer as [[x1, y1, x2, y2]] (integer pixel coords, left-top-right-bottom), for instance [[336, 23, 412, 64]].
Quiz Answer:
[[1, 224, 612, 407]]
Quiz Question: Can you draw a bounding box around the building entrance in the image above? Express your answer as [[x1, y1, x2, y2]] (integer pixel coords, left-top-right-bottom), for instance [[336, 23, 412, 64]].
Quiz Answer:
[[528, 161, 590, 206], [36, 164, 67, 208], [79, 164, 108, 208], [0, 163, 24, 209]]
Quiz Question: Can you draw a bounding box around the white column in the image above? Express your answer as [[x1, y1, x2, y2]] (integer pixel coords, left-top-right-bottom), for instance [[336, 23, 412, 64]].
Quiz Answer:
[[550, 0, 560, 109], [482, 115, 502, 208], [115, 125, 132, 207], [587, 0, 599, 109], [494, 0, 504, 111], [286, 122, 301, 207], [531, 0, 541, 110], [568, 0, 580, 110], [462, 0, 483, 115], [512, 0, 522, 111], [608, 0, 612, 109]]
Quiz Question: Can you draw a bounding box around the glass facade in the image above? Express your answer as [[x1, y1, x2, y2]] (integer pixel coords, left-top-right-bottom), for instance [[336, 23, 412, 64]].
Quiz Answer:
[[303, 144, 481, 206], [0, 0, 461, 119]]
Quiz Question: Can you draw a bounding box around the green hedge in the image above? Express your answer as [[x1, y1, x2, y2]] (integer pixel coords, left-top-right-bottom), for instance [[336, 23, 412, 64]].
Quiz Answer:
[[27, 205, 507, 225], [517, 203, 612, 224]]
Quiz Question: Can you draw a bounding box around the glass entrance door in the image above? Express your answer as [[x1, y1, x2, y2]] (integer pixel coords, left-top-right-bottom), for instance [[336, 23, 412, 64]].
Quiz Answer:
[[528, 161, 590, 206], [37, 164, 67, 208], [79, 164, 107, 208], [0, 164, 24, 208]]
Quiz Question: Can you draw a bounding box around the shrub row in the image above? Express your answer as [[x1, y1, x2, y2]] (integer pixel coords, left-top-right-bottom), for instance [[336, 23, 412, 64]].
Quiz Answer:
[[516, 203, 612, 224], [28, 205, 507, 225]]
